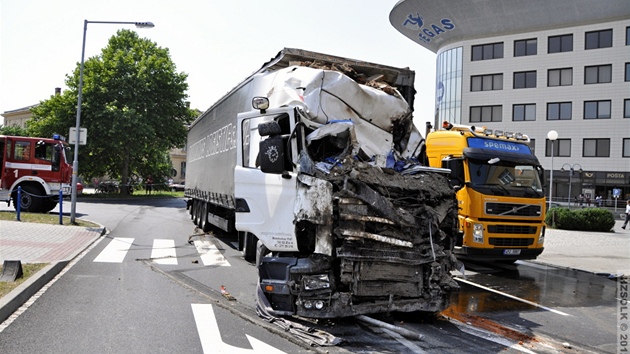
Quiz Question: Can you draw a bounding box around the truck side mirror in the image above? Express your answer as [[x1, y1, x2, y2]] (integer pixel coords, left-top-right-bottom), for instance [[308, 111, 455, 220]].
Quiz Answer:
[[258, 122, 285, 174], [52, 145, 61, 171], [442, 158, 465, 190]]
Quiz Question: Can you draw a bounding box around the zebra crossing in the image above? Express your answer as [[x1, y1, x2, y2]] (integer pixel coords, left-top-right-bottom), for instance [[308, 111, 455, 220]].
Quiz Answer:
[[93, 236, 231, 266]]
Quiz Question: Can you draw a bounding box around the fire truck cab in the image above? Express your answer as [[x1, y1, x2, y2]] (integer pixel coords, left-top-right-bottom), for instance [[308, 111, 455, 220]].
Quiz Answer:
[[0, 135, 73, 212]]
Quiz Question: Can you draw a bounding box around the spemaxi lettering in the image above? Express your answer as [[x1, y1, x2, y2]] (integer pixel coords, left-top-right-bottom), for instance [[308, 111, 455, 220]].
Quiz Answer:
[[188, 123, 237, 163], [483, 141, 523, 152]]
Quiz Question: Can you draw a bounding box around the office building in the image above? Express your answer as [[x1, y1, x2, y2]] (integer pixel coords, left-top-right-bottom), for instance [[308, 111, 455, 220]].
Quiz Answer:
[[390, 0, 630, 204]]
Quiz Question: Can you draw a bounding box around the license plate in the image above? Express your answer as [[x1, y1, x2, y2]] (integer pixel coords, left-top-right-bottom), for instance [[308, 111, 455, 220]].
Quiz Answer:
[[503, 249, 521, 255], [63, 186, 71, 194]]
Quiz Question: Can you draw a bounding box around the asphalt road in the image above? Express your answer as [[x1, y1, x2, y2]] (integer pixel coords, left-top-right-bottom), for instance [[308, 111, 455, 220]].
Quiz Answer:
[[0, 198, 308, 354]]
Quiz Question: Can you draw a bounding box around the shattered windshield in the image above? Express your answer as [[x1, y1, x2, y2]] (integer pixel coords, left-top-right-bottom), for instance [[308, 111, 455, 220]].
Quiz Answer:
[[468, 158, 544, 198]]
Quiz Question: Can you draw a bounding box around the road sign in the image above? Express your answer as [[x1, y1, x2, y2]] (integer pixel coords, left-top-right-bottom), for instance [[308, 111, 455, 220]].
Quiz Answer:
[[69, 127, 87, 145], [613, 188, 621, 198]]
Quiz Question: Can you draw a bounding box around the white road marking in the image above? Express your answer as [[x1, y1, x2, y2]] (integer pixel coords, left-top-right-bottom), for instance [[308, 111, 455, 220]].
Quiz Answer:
[[151, 239, 178, 265], [191, 303, 285, 354], [194, 239, 230, 266], [455, 277, 570, 316], [93, 237, 134, 263]]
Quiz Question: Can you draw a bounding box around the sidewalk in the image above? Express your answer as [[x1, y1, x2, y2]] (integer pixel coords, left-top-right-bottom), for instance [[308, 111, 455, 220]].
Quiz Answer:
[[0, 218, 628, 325], [0, 220, 105, 324], [533, 219, 630, 275]]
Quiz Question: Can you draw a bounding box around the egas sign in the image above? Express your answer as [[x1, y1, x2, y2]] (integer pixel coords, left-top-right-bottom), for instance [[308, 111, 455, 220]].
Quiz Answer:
[[402, 12, 455, 44]]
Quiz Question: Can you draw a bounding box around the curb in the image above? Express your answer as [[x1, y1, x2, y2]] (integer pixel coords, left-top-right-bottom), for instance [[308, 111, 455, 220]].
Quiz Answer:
[[0, 223, 107, 325], [0, 261, 68, 324]]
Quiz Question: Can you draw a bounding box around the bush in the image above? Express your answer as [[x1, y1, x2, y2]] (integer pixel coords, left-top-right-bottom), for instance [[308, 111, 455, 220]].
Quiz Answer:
[[545, 207, 615, 232]]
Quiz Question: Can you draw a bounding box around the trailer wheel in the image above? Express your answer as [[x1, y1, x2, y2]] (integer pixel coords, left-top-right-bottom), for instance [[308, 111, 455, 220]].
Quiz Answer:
[[13, 185, 44, 213], [200, 202, 211, 232], [192, 200, 200, 225]]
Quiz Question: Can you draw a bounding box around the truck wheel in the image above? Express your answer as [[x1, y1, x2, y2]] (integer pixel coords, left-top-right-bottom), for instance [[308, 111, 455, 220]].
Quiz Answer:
[[42, 199, 58, 213], [14, 185, 44, 212]]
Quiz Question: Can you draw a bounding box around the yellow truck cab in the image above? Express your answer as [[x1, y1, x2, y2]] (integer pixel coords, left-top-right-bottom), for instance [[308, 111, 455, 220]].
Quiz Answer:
[[425, 122, 546, 261]]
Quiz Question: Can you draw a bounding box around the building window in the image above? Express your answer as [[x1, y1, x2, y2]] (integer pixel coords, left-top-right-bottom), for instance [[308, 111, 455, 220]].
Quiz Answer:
[[513, 104, 536, 121], [546, 139, 571, 157], [529, 139, 536, 154], [584, 100, 611, 119], [472, 42, 504, 61], [584, 64, 612, 84], [471, 74, 503, 91], [627, 26, 630, 45], [514, 71, 536, 89], [626, 63, 630, 81], [624, 99, 630, 118], [514, 39, 537, 56], [624, 138, 630, 157], [547, 102, 572, 120], [585, 29, 613, 49], [548, 34, 573, 53], [470, 105, 502, 123], [435, 47, 463, 125], [583, 139, 610, 157], [548, 68, 572, 86]]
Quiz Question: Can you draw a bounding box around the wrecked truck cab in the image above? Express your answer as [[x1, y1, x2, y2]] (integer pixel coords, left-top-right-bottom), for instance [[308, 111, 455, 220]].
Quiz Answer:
[[252, 117, 459, 318]]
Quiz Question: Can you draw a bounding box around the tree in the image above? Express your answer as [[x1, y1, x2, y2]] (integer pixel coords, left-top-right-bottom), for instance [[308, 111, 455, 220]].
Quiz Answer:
[[29, 29, 195, 193], [0, 125, 29, 136]]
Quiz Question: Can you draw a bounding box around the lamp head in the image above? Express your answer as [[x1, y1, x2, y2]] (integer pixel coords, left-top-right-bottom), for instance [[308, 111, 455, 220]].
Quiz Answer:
[[547, 130, 558, 141], [135, 22, 155, 28]]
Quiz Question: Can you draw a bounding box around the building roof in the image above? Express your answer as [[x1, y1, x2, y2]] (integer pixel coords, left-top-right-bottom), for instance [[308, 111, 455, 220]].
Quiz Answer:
[[2, 104, 39, 116], [389, 0, 630, 53]]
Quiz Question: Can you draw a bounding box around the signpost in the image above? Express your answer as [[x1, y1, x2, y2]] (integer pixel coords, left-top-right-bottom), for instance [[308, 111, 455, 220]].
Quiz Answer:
[[613, 188, 621, 212]]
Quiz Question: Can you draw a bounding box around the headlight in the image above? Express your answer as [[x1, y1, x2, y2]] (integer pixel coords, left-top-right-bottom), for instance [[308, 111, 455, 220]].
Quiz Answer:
[[303, 274, 330, 290], [538, 226, 546, 244], [473, 224, 484, 243]]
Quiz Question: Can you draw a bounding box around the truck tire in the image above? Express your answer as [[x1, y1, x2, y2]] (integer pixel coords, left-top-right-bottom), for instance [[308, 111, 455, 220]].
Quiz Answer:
[[14, 185, 44, 213], [42, 199, 58, 213], [200, 202, 211, 232], [192, 200, 200, 226]]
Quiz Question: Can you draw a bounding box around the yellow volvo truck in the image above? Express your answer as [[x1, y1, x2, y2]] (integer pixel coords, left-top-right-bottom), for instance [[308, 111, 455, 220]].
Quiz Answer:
[[425, 122, 546, 261]]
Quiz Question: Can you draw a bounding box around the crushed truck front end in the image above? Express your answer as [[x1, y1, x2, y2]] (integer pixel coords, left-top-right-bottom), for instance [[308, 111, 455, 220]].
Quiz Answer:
[[256, 155, 459, 318]]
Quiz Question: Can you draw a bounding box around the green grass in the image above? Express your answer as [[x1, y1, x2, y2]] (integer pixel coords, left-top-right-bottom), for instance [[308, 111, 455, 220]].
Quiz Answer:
[[0, 211, 98, 227], [0, 263, 48, 298], [80, 190, 185, 199]]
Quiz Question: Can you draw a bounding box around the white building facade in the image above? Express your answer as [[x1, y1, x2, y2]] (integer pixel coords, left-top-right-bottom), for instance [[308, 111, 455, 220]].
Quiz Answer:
[[390, 0, 630, 204]]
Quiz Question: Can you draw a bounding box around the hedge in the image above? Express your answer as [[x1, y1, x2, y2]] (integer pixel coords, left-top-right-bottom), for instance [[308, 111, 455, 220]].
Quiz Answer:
[[545, 207, 616, 232]]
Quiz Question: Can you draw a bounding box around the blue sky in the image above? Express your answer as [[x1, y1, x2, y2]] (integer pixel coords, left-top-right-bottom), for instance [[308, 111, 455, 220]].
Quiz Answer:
[[1, 0, 436, 129]]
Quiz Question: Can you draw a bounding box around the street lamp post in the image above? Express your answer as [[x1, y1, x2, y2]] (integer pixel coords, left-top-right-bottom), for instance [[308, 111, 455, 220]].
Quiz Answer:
[[561, 163, 583, 207], [70, 20, 155, 224], [547, 130, 558, 209]]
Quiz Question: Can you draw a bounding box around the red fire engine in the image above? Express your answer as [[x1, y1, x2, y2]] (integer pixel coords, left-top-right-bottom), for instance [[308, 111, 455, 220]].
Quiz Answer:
[[0, 134, 73, 212]]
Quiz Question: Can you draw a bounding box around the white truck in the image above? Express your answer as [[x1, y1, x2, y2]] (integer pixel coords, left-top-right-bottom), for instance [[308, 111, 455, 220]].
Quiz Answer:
[[185, 48, 458, 318]]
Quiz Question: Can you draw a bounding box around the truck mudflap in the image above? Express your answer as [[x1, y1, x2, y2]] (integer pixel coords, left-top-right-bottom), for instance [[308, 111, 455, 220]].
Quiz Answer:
[[258, 155, 460, 318]]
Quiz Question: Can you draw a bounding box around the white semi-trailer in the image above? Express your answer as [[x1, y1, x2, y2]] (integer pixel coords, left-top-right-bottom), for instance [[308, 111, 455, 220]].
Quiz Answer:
[[185, 48, 458, 318]]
